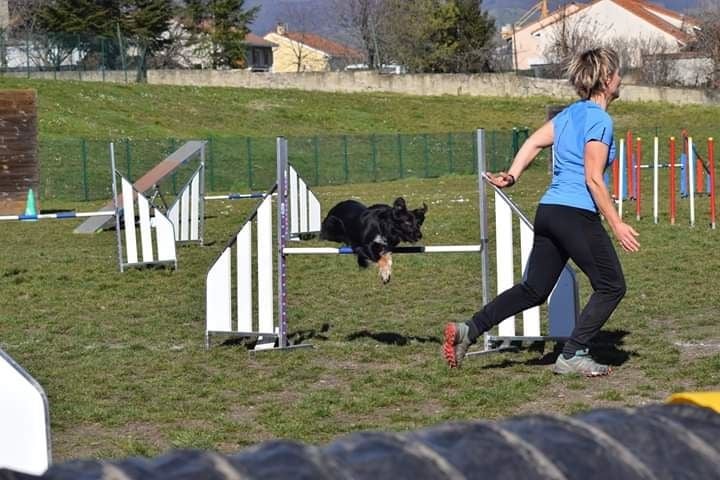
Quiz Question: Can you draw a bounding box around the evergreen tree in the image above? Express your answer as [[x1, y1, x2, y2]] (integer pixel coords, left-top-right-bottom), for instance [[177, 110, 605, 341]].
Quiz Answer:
[[122, 0, 174, 81], [379, 0, 495, 73], [448, 0, 496, 73], [35, 0, 120, 36], [180, 0, 259, 69]]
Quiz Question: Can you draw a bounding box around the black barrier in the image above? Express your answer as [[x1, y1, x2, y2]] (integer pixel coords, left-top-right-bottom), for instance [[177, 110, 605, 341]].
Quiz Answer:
[[7, 404, 719, 480]]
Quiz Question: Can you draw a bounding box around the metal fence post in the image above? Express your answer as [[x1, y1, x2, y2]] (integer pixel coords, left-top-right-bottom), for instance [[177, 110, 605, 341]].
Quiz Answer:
[[77, 34, 82, 81], [423, 133, 430, 177], [371, 134, 378, 181], [25, 31, 30, 78], [246, 137, 254, 189], [170, 138, 177, 194], [208, 136, 215, 191], [124, 139, 132, 181], [81, 139, 89, 201], [343, 135, 349, 183], [101, 37, 106, 82], [472, 132, 477, 173], [313, 136, 320, 185], [397, 133, 404, 179], [448, 132, 454, 174]]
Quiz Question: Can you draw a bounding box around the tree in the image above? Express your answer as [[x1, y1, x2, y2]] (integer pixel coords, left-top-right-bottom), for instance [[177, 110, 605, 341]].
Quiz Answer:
[[690, 4, 720, 87], [350, 0, 495, 74], [33, 0, 173, 80], [180, 0, 259, 69], [122, 0, 174, 81], [381, 0, 458, 73], [334, 0, 389, 69], [540, 3, 601, 76], [444, 0, 496, 73]]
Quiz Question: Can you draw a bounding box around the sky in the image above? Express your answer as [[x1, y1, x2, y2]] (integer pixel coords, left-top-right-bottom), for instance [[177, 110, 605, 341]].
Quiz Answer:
[[245, 0, 706, 36]]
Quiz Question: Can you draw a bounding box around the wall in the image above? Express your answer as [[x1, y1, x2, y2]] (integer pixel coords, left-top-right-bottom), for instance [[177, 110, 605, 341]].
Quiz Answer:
[[0, 89, 38, 215], [9, 69, 720, 106]]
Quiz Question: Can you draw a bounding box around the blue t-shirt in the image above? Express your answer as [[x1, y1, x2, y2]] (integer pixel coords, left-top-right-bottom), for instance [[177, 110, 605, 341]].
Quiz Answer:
[[539, 100, 616, 212]]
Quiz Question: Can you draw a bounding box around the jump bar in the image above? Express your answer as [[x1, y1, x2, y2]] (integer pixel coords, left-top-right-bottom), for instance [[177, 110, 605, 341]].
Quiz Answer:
[[283, 245, 483, 255], [0, 211, 115, 221]]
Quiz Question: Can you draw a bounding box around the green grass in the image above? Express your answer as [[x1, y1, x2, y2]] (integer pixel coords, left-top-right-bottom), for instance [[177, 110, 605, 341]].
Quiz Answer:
[[2, 76, 720, 141], [0, 77, 719, 462], [2, 166, 719, 462]]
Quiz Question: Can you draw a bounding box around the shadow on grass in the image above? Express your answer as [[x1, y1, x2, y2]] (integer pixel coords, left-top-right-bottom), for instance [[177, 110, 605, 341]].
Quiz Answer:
[[218, 323, 332, 349], [480, 329, 635, 369], [346, 329, 441, 346]]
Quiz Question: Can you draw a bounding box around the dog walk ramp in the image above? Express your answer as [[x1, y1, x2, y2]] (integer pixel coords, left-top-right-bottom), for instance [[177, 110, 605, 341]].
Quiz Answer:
[[74, 141, 207, 234]]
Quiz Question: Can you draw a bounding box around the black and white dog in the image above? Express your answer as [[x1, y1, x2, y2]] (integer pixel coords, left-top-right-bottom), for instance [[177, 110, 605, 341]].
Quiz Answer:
[[320, 197, 427, 283]]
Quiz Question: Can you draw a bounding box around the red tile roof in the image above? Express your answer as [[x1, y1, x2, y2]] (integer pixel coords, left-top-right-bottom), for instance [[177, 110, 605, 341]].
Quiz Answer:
[[613, 0, 695, 44], [281, 32, 363, 59], [245, 32, 275, 48], [527, 0, 697, 45]]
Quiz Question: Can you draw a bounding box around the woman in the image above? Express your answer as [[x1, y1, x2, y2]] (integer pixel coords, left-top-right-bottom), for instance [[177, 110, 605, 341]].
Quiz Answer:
[[443, 47, 640, 376]]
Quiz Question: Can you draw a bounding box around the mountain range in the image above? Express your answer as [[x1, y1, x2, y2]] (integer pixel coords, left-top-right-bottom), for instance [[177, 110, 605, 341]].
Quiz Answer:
[[246, 0, 704, 38]]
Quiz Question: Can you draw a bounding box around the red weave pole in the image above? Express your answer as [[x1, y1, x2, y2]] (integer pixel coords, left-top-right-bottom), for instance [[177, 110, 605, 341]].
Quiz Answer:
[[636, 137, 642, 220], [697, 146, 704, 194], [710, 137, 716, 229], [626, 130, 634, 198], [613, 151, 619, 198], [670, 137, 676, 225]]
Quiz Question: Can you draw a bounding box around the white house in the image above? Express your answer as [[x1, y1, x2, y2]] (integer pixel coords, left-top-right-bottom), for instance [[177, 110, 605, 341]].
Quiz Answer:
[[505, 0, 699, 71]]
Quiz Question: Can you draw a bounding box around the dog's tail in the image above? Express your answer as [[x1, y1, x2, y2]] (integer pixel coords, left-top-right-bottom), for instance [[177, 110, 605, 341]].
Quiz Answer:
[[319, 215, 346, 243]]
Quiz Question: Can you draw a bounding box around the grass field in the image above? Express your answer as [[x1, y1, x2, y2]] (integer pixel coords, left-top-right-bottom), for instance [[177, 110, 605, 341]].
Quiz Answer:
[[2, 164, 719, 462], [0, 77, 719, 463]]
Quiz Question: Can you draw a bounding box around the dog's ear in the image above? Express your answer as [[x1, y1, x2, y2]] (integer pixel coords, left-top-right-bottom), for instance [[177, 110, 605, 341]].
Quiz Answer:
[[393, 197, 407, 211]]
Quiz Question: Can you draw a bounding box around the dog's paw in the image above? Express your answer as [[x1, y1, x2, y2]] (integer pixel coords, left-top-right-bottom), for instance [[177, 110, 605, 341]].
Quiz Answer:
[[377, 253, 393, 284]]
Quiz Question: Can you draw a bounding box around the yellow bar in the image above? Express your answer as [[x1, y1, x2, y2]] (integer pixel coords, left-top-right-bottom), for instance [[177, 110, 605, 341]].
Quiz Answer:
[[667, 392, 720, 413]]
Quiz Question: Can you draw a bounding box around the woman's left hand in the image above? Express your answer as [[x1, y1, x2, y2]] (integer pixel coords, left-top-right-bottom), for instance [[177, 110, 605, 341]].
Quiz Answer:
[[484, 172, 516, 188]]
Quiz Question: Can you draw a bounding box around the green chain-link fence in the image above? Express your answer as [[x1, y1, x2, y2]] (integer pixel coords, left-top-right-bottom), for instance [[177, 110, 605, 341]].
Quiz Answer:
[[38, 129, 530, 202]]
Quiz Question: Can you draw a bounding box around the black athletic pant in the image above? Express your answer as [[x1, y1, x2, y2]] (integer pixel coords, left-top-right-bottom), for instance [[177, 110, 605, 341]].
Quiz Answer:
[[467, 204, 626, 356]]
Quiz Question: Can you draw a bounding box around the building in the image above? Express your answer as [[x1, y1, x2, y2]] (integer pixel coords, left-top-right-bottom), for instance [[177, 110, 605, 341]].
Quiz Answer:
[[263, 24, 363, 73], [244, 33, 275, 72], [504, 0, 699, 71]]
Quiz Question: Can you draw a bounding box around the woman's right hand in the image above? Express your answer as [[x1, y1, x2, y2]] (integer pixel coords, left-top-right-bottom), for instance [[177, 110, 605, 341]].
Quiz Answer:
[[612, 222, 640, 252]]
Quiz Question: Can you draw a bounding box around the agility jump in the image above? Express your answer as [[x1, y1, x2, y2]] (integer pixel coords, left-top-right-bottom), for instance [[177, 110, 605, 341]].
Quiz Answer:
[[205, 130, 579, 355], [1, 143, 178, 273]]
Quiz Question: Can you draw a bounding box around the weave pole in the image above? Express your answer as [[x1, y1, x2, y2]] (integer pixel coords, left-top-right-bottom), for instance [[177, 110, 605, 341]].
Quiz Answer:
[[710, 138, 716, 229], [689, 137, 696, 227]]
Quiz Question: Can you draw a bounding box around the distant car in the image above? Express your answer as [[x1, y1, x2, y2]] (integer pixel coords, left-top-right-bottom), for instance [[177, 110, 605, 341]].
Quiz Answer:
[[344, 63, 406, 74]]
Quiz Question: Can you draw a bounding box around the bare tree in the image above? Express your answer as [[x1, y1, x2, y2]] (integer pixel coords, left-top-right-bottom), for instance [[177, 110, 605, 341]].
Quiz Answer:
[[333, 0, 388, 69], [691, 2, 720, 87], [274, 2, 327, 72], [7, 0, 44, 35], [541, 3, 602, 76]]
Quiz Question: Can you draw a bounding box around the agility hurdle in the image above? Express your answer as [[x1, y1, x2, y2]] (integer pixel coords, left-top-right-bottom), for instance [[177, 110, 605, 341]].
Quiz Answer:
[[205, 141, 321, 349], [0, 144, 177, 272], [0, 347, 51, 476], [110, 143, 177, 272], [206, 131, 579, 354], [166, 162, 205, 244]]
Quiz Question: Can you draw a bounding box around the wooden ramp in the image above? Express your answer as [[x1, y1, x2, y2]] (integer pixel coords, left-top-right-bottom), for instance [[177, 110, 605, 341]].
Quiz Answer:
[[74, 141, 206, 234]]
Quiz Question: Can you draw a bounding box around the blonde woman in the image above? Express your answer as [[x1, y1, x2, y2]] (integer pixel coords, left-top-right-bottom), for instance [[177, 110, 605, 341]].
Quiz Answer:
[[444, 47, 640, 375]]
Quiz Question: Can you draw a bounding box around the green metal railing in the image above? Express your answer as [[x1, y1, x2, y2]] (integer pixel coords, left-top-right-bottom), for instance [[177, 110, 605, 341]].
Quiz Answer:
[[37, 129, 530, 201]]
